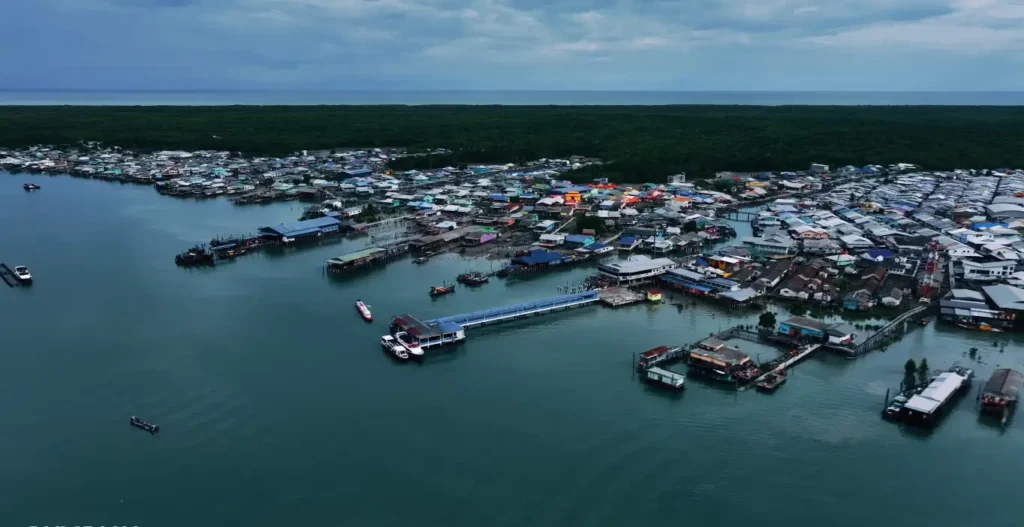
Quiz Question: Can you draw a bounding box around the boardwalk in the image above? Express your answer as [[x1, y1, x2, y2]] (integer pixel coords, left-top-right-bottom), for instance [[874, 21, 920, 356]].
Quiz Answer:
[[742, 344, 822, 391], [427, 290, 600, 329]]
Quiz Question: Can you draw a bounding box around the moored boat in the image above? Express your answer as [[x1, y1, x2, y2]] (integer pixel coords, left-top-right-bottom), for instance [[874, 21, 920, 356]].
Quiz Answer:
[[394, 331, 423, 357], [381, 335, 409, 360], [356, 300, 373, 322], [430, 284, 455, 296], [457, 272, 489, 286], [13, 265, 32, 284], [413, 257, 429, 264], [130, 416, 160, 434]]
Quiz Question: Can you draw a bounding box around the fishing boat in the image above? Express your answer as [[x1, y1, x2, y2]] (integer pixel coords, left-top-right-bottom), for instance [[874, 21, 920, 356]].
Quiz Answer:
[[13, 266, 32, 284], [355, 300, 373, 322], [130, 416, 160, 434], [394, 331, 424, 357], [413, 257, 429, 264], [430, 284, 455, 296], [381, 335, 409, 360], [22, 183, 40, 191], [457, 272, 489, 286]]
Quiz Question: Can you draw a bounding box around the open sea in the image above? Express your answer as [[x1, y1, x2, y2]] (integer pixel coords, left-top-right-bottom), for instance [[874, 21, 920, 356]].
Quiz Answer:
[[2, 173, 1024, 526], [2, 90, 1024, 106]]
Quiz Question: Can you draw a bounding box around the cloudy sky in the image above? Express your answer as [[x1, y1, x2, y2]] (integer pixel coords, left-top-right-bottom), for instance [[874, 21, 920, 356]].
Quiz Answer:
[[4, 0, 1024, 90]]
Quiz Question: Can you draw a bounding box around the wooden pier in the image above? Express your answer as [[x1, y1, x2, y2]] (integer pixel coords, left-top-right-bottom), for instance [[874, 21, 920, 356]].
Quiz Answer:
[[0, 263, 19, 288], [741, 344, 822, 392]]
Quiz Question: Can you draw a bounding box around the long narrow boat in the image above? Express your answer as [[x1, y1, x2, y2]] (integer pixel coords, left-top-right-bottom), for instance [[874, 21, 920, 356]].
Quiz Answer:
[[355, 300, 373, 322]]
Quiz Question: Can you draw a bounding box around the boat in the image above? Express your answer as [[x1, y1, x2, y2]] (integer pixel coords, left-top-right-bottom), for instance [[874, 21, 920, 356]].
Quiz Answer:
[[381, 335, 409, 360], [430, 284, 455, 296], [413, 257, 429, 264], [394, 331, 423, 357], [756, 370, 787, 393], [22, 183, 40, 191], [355, 300, 373, 322], [457, 272, 489, 286], [918, 317, 931, 326], [13, 266, 32, 284], [130, 416, 160, 434]]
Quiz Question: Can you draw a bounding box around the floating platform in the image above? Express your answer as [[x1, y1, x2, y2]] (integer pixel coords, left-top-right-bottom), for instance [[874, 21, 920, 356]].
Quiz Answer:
[[0, 263, 19, 288], [600, 287, 645, 307]]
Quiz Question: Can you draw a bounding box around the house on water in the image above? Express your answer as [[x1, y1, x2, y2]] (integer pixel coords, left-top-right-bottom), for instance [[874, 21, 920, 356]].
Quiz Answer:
[[258, 217, 342, 243], [777, 317, 828, 339]]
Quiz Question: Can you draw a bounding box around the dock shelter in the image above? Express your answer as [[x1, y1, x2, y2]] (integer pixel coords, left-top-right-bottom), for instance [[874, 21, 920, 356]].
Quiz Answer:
[[326, 247, 389, 272], [258, 217, 341, 242], [390, 314, 466, 349]]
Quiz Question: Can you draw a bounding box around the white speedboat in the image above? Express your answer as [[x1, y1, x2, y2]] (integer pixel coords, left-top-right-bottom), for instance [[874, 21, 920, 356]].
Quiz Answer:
[[355, 300, 373, 322], [394, 331, 423, 357], [13, 266, 32, 284], [381, 335, 409, 360]]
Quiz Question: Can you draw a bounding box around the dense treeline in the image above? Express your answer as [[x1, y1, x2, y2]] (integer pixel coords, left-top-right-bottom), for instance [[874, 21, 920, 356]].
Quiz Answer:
[[2, 105, 1024, 182]]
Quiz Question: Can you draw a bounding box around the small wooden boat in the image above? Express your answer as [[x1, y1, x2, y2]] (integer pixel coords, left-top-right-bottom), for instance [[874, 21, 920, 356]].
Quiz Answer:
[[130, 416, 160, 434], [381, 335, 409, 360], [13, 266, 32, 284], [918, 317, 931, 326], [413, 257, 429, 264], [430, 284, 455, 296], [356, 300, 373, 322]]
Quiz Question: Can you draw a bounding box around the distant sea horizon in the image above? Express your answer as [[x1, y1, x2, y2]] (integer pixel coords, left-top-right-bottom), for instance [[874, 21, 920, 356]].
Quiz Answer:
[[2, 89, 1024, 106]]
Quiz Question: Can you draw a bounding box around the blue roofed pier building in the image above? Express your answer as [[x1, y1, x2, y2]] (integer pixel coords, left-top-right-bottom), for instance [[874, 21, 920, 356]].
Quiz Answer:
[[258, 217, 342, 243]]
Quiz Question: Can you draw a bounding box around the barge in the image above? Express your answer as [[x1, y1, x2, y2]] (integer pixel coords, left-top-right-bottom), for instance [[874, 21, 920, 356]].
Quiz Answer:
[[130, 416, 160, 434], [898, 365, 974, 427]]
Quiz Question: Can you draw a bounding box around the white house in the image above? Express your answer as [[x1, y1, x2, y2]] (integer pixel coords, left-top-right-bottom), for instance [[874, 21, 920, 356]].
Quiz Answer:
[[881, 286, 904, 307], [962, 259, 1017, 281], [947, 244, 981, 260]]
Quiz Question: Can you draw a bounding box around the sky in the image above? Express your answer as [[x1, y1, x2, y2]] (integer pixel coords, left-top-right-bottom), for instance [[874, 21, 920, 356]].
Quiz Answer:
[[4, 0, 1024, 91]]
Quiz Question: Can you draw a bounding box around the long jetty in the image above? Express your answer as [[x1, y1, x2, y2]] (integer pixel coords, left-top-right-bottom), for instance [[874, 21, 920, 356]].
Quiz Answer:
[[426, 290, 600, 329]]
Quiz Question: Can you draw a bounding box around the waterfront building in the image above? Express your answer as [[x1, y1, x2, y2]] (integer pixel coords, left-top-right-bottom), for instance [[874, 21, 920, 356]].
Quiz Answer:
[[257, 217, 342, 243], [777, 317, 828, 339], [962, 259, 1017, 281], [741, 233, 796, 255], [598, 256, 678, 285]]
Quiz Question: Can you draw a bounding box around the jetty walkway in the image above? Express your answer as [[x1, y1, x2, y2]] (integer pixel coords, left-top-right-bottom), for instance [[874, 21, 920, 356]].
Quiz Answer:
[[427, 290, 600, 329]]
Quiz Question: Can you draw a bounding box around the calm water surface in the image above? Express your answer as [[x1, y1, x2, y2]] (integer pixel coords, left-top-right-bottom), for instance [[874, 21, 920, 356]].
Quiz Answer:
[[1, 173, 1023, 526]]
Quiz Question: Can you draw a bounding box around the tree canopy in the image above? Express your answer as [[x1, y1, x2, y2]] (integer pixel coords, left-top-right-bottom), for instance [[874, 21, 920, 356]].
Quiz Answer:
[[3, 105, 1024, 183]]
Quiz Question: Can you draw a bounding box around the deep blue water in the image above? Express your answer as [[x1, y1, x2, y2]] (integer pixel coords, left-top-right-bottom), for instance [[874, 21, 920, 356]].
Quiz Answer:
[[2, 90, 1024, 106]]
